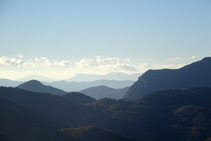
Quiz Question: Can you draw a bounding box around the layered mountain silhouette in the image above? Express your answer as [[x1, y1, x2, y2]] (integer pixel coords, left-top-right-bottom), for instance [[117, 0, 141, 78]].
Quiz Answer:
[[0, 87, 116, 127], [1, 86, 211, 140], [0, 79, 21, 87], [63, 92, 96, 104], [17, 75, 57, 82], [0, 91, 131, 141], [46, 79, 134, 92], [90, 87, 211, 141], [80, 85, 129, 99], [0, 78, 133, 92], [17, 80, 66, 95], [2, 57, 211, 141], [125, 57, 211, 100], [66, 72, 141, 82]]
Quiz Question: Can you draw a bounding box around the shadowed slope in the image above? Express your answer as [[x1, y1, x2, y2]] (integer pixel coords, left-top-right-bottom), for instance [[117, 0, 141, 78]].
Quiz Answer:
[[60, 126, 132, 141], [0, 95, 66, 141], [0, 87, 117, 128], [64, 92, 96, 104], [125, 57, 211, 100]]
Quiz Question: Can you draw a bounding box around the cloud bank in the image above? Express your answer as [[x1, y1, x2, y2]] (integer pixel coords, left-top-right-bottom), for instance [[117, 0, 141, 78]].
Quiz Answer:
[[75, 56, 137, 71], [0, 55, 137, 72], [0, 55, 196, 73]]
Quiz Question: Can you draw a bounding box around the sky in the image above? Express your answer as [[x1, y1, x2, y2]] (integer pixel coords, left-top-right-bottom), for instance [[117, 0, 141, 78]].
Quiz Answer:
[[0, 0, 211, 80]]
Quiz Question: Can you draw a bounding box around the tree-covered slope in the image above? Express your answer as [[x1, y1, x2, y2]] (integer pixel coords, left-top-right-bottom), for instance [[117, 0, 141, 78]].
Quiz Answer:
[[0, 95, 66, 141], [60, 126, 132, 141], [91, 87, 211, 141]]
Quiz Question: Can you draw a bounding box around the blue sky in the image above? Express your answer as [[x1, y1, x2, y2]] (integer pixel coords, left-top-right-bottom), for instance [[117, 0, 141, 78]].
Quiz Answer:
[[0, 0, 211, 80]]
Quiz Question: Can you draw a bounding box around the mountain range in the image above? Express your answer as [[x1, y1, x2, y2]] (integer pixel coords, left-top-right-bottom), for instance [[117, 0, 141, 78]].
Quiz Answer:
[[0, 90, 131, 141], [1, 57, 211, 140], [16, 75, 57, 82], [16, 80, 130, 99], [1, 86, 211, 140], [66, 72, 141, 82], [80, 85, 129, 100], [125, 57, 211, 100], [45, 79, 134, 92], [0, 78, 134, 92]]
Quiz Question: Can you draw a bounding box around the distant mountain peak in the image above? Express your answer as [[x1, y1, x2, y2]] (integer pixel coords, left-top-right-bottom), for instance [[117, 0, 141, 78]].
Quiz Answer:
[[66, 72, 141, 82], [24, 79, 43, 85], [17, 80, 66, 95], [17, 75, 57, 82]]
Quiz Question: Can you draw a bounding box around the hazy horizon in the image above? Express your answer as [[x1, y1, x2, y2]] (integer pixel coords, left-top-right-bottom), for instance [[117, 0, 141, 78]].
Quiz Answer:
[[1, 1, 210, 80]]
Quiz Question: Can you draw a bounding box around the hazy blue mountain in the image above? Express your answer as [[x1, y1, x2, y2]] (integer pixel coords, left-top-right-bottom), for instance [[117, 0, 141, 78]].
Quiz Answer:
[[80, 85, 129, 99], [0, 78, 133, 92], [66, 72, 141, 82], [80, 86, 115, 99], [63, 92, 96, 104], [105, 87, 129, 99], [17, 75, 57, 82], [125, 57, 211, 100], [17, 80, 66, 95], [0, 79, 21, 87], [45, 79, 134, 92]]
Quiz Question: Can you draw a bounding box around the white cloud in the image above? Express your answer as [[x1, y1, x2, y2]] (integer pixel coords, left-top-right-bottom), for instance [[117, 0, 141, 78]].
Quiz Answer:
[[167, 57, 187, 62], [53, 60, 71, 67], [138, 63, 177, 72], [0, 55, 72, 68], [191, 56, 196, 59], [17, 54, 23, 59], [0, 56, 22, 67], [22, 57, 53, 67], [177, 64, 187, 68], [139, 63, 152, 69], [75, 56, 137, 71], [144, 58, 152, 61]]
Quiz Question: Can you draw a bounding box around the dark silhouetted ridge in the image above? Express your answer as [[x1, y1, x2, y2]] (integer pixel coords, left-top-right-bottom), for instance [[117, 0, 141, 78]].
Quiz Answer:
[[125, 57, 211, 100], [64, 92, 96, 104], [17, 80, 66, 95], [80, 85, 129, 99]]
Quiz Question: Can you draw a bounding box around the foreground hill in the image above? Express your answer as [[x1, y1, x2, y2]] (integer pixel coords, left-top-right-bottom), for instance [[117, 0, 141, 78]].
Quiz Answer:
[[80, 85, 129, 99], [0, 95, 66, 141], [17, 80, 66, 95], [63, 92, 96, 104], [91, 87, 211, 141], [60, 126, 132, 141], [0, 94, 130, 141], [125, 57, 211, 100], [1, 86, 211, 140], [0, 87, 117, 128]]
